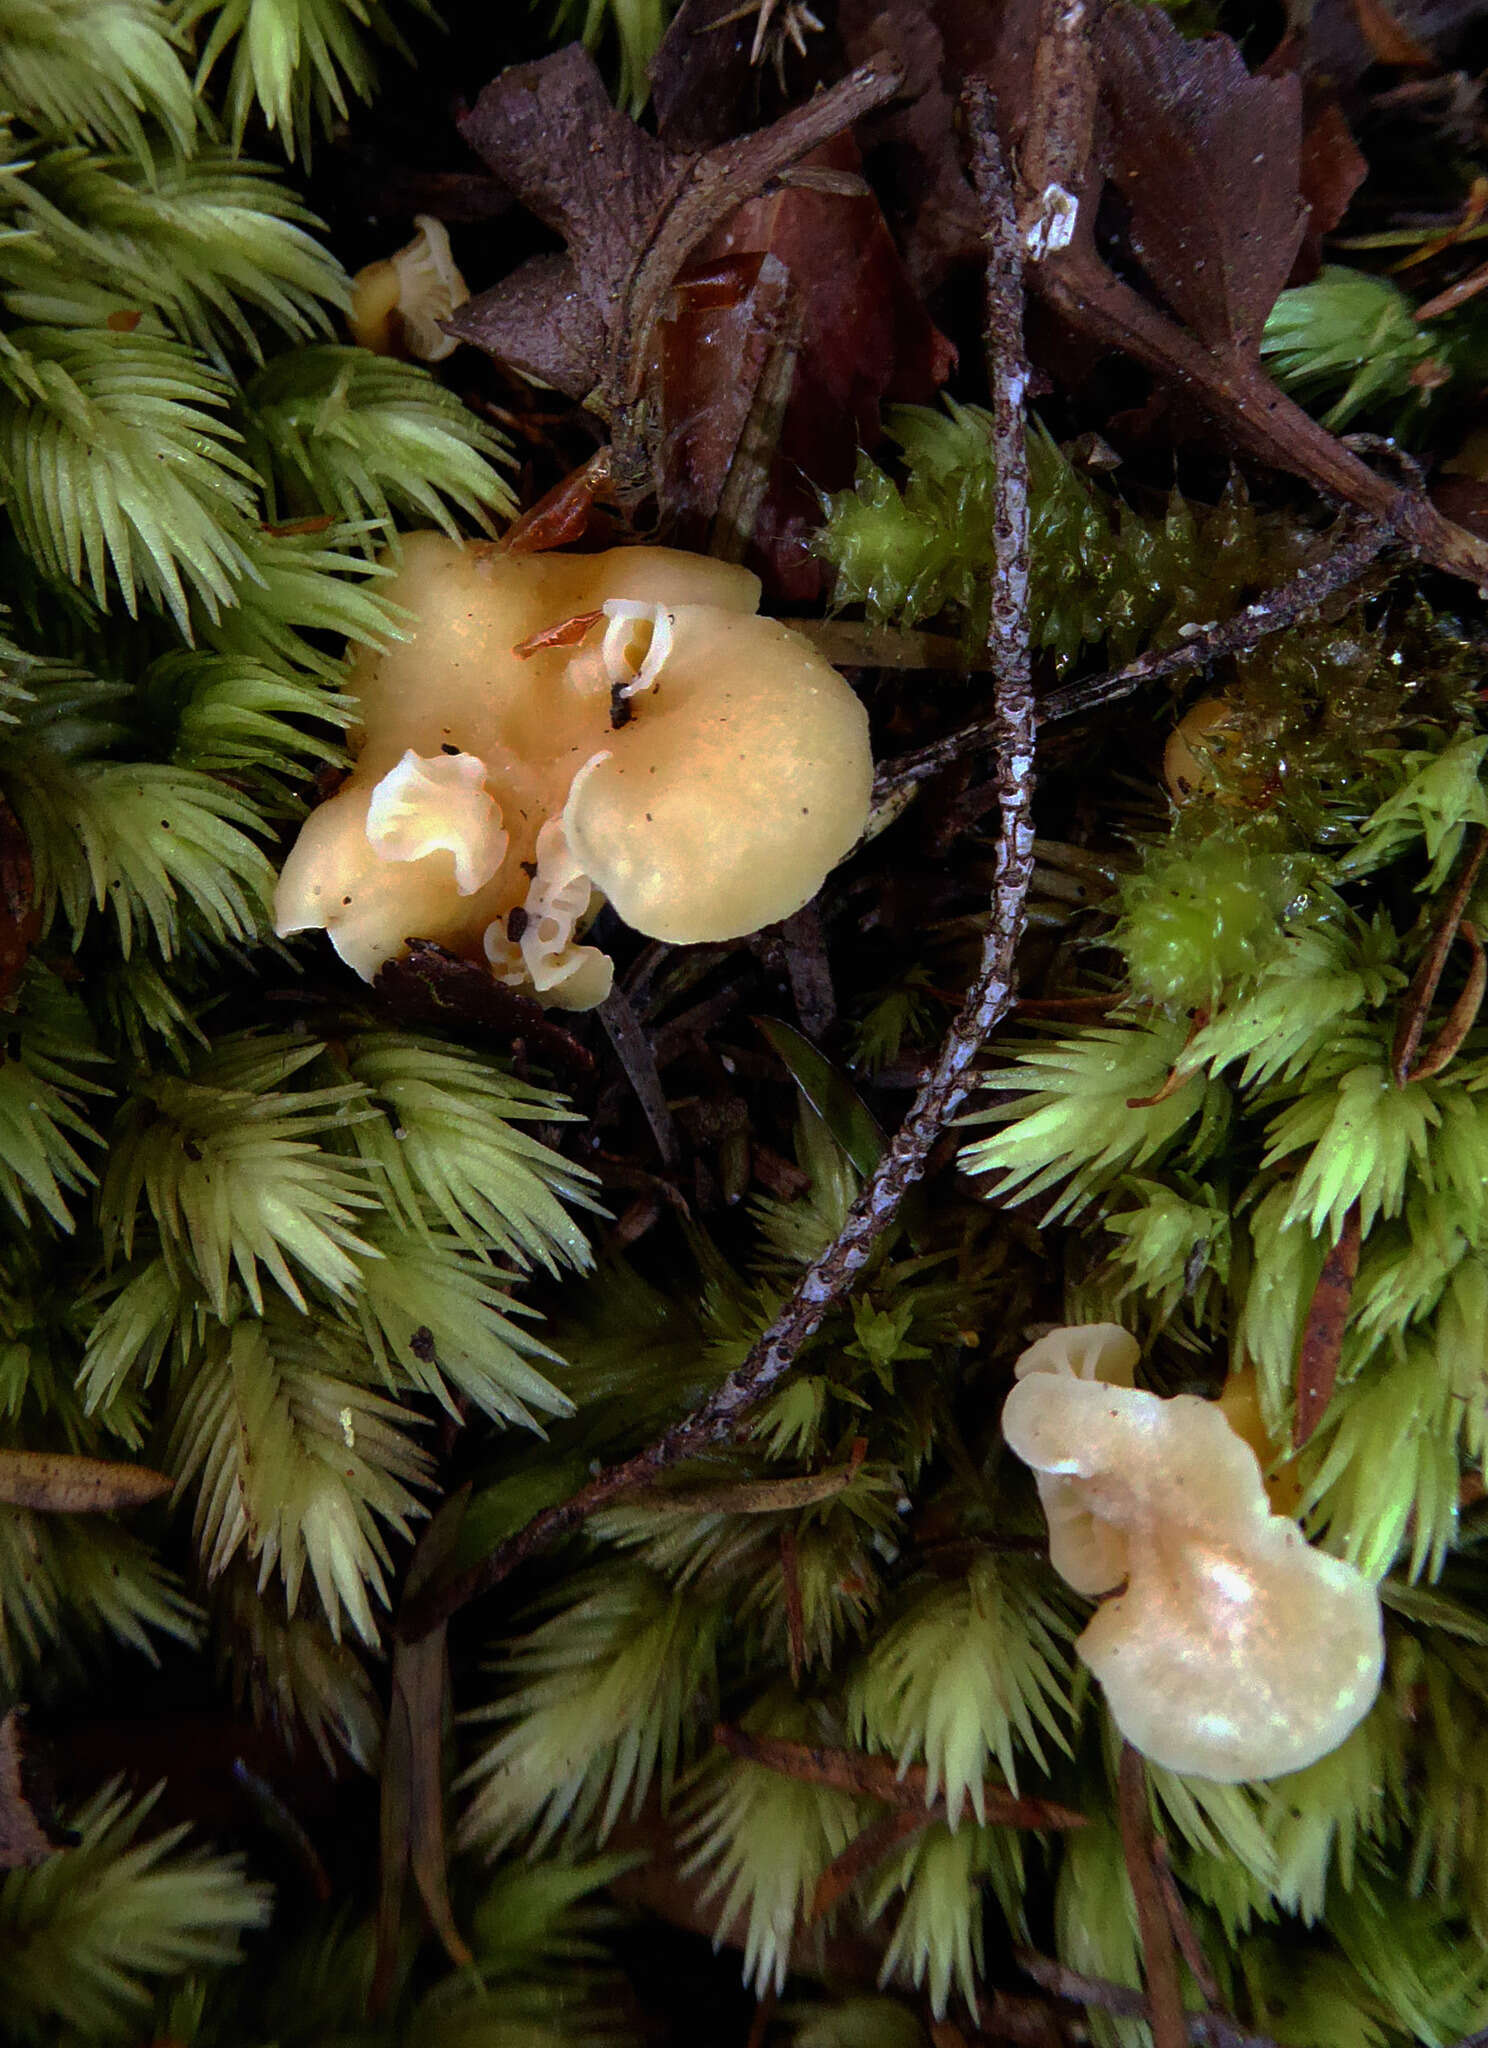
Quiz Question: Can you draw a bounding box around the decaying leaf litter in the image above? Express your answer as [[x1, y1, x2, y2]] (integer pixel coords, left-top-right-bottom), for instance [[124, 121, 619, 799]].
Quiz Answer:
[[13, 0, 1488, 2042]]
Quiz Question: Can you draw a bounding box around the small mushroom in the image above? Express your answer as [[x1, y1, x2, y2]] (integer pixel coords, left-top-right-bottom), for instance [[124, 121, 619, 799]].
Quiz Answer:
[[1163, 697, 1246, 805], [1217, 1360, 1303, 1517], [273, 534, 874, 1008], [349, 216, 469, 362], [1003, 1324, 1383, 1782]]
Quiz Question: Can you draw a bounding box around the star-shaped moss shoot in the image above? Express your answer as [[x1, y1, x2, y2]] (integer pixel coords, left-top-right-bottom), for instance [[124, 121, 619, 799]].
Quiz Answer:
[[1002, 1324, 1383, 1782], [273, 534, 873, 1009]]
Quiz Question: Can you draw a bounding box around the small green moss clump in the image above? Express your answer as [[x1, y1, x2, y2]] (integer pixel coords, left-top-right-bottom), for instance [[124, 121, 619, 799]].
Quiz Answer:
[[1116, 825, 1311, 1015]]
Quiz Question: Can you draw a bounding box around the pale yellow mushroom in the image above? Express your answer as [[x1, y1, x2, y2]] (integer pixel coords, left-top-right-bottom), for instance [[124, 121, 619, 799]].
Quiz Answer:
[[1163, 697, 1247, 805], [349, 215, 469, 362], [1217, 1360, 1304, 1517], [273, 534, 874, 1009], [1003, 1324, 1383, 1782]]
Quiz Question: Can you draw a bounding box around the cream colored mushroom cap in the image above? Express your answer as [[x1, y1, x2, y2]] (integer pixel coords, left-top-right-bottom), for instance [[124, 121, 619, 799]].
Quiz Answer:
[[274, 776, 511, 982], [1014, 1322, 1140, 1387], [1002, 1365, 1384, 1783], [272, 533, 870, 998], [1010, 1324, 1142, 1595], [563, 607, 873, 943], [349, 534, 761, 775]]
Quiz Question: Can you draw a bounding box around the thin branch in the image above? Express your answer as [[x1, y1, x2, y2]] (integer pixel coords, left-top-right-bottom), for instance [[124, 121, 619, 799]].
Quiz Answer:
[[810, 1807, 935, 1923], [622, 1451, 867, 1517], [1037, 518, 1395, 722], [710, 1725, 1088, 1830], [1153, 1836, 1222, 2008], [1036, 238, 1488, 586], [1392, 826, 1488, 1083], [872, 517, 1394, 804], [1117, 1744, 1186, 2048], [1010, 1952, 1280, 2048], [397, 74, 1037, 1649]]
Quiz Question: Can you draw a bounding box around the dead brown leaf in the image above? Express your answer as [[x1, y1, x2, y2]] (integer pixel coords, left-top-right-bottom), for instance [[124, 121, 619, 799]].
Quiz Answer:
[[450, 44, 901, 498], [1294, 92, 1369, 281], [993, 0, 1488, 585], [655, 129, 954, 590], [1097, 8, 1306, 355], [837, 0, 984, 291], [1349, 0, 1436, 67], [651, 0, 777, 153], [372, 940, 594, 1077]]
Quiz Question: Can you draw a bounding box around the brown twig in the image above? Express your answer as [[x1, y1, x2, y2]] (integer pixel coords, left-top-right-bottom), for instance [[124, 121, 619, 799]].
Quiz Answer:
[[709, 1725, 1088, 1830], [1294, 1201, 1362, 1451], [1411, 919, 1488, 1080], [1037, 239, 1488, 585], [997, 0, 1488, 588], [396, 78, 1038, 1648], [809, 1807, 936, 1923], [1117, 1744, 1186, 2048], [1391, 827, 1488, 1084], [1152, 1836, 1222, 2007], [1011, 1952, 1280, 2048], [619, 1453, 867, 1518], [1415, 258, 1488, 323], [975, 1989, 1066, 2048], [872, 518, 1394, 804]]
